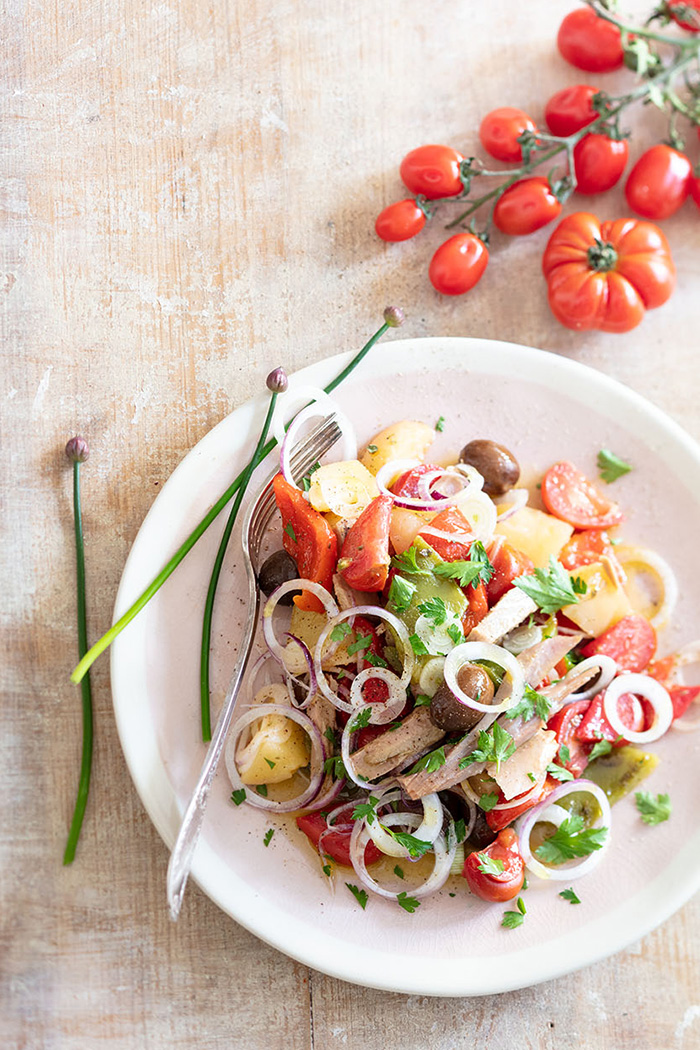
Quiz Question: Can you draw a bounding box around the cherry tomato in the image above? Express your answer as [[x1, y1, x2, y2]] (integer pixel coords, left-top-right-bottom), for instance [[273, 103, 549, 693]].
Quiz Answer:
[[418, 505, 474, 562], [493, 177, 562, 236], [541, 461, 624, 530], [462, 580, 489, 635], [575, 690, 645, 746], [559, 529, 614, 570], [691, 175, 700, 210], [429, 233, 489, 296], [352, 615, 392, 706], [399, 145, 464, 200], [547, 700, 594, 775], [486, 541, 534, 604], [339, 495, 392, 592], [573, 134, 628, 195], [544, 84, 600, 136], [272, 473, 338, 612], [624, 145, 691, 220], [557, 8, 624, 73], [391, 463, 439, 498], [485, 778, 556, 832], [580, 614, 657, 672], [462, 828, 525, 902], [668, 685, 700, 720], [542, 212, 676, 333], [375, 199, 426, 242], [296, 812, 383, 868], [479, 107, 537, 163], [668, 0, 700, 31]]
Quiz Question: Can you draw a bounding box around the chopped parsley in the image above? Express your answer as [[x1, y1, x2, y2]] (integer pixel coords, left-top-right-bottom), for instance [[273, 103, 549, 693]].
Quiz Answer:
[[300, 462, 321, 491], [397, 891, 421, 913], [408, 745, 446, 774], [559, 888, 581, 905], [435, 415, 446, 432], [433, 542, 494, 590], [454, 818, 467, 843], [387, 574, 416, 612], [502, 899, 526, 929], [264, 758, 276, 769], [256, 784, 268, 797], [366, 444, 378, 454], [597, 448, 632, 484], [635, 791, 672, 826], [477, 854, 504, 876], [394, 865, 405, 879], [263, 828, 274, 847], [346, 883, 368, 909], [547, 762, 574, 782], [330, 621, 353, 642], [231, 789, 246, 806], [323, 755, 347, 779], [447, 622, 464, 646], [588, 738, 613, 762], [559, 744, 571, 765], [414, 693, 432, 707], [479, 792, 499, 812], [505, 684, 552, 722], [409, 633, 430, 657], [534, 814, 608, 865], [381, 827, 432, 859], [365, 651, 388, 668], [350, 708, 372, 731], [347, 633, 372, 656], [284, 522, 297, 543], [515, 556, 587, 614], [351, 796, 380, 825], [418, 595, 448, 626], [391, 544, 432, 576], [324, 726, 337, 746], [459, 722, 516, 773], [322, 860, 332, 877]]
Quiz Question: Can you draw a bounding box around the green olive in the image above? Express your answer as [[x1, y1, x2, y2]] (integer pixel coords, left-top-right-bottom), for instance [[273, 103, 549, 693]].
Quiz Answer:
[[459, 439, 520, 497], [258, 550, 299, 605], [429, 663, 495, 731]]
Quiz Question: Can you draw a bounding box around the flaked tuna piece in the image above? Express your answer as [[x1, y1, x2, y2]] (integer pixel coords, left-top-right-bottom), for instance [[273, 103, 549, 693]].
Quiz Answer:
[[306, 692, 337, 744], [350, 708, 445, 782], [467, 588, 538, 644], [489, 728, 558, 800], [332, 573, 370, 612]]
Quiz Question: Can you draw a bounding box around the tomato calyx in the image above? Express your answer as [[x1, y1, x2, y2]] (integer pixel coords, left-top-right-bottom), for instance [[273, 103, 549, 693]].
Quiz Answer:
[[587, 237, 618, 272]]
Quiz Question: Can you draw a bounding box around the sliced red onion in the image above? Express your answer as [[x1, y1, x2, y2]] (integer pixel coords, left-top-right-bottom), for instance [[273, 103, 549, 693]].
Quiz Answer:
[[363, 787, 443, 857], [675, 639, 700, 682], [375, 459, 481, 512], [225, 703, 325, 812], [349, 812, 455, 901], [516, 778, 611, 882], [493, 487, 529, 522], [603, 673, 673, 743], [416, 467, 479, 505], [349, 666, 406, 723], [283, 633, 317, 708], [450, 488, 498, 544], [244, 651, 296, 708], [419, 524, 474, 546], [296, 776, 346, 815], [280, 400, 357, 492], [271, 384, 334, 448], [262, 578, 339, 664], [340, 703, 383, 789], [560, 655, 617, 704], [443, 641, 525, 714], [501, 622, 544, 656]]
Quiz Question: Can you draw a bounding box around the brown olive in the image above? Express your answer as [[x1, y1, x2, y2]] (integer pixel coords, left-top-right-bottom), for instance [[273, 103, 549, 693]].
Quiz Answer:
[[467, 810, 497, 850], [429, 662, 495, 731], [258, 550, 298, 605], [459, 439, 520, 497]]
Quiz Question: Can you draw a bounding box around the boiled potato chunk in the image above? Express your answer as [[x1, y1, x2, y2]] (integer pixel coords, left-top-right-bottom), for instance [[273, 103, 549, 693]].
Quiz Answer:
[[562, 559, 633, 636], [495, 506, 573, 568], [389, 506, 435, 555], [360, 420, 435, 474], [307, 460, 378, 522], [236, 685, 309, 785], [281, 607, 353, 674]]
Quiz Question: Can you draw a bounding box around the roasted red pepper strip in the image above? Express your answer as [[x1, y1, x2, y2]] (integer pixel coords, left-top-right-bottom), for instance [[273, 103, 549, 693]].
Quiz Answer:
[[272, 473, 337, 612]]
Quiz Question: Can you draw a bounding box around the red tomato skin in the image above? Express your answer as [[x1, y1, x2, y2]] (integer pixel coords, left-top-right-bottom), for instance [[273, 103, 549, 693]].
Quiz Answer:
[[575, 690, 645, 746], [272, 473, 338, 612], [479, 107, 537, 163], [462, 580, 489, 635], [419, 505, 474, 562], [462, 829, 525, 902], [493, 177, 562, 236], [580, 614, 657, 672], [547, 700, 594, 775], [560, 529, 614, 570], [400, 145, 464, 200], [485, 778, 557, 832], [574, 134, 629, 195], [429, 234, 489, 296], [545, 84, 600, 136], [557, 8, 624, 72], [375, 199, 426, 242], [624, 146, 691, 220], [296, 812, 383, 867], [391, 463, 440, 498], [486, 542, 534, 604], [541, 461, 624, 530], [668, 0, 700, 31], [669, 686, 700, 720], [339, 495, 393, 592], [691, 176, 700, 210]]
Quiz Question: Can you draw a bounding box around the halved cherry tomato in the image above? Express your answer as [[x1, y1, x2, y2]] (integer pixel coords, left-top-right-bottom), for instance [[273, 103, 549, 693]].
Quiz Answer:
[[429, 233, 489, 296], [418, 505, 474, 562], [375, 199, 426, 242], [493, 177, 562, 236], [545, 84, 600, 136], [479, 107, 537, 163], [462, 828, 525, 902], [547, 700, 593, 775], [580, 614, 657, 672], [486, 541, 534, 604], [485, 777, 557, 832], [559, 529, 614, 570], [575, 690, 645, 746], [339, 495, 392, 592], [669, 0, 700, 31], [574, 134, 628, 195], [541, 461, 624, 530], [391, 463, 440, 499], [557, 8, 624, 73], [399, 145, 464, 200], [668, 686, 700, 720], [296, 811, 383, 868], [542, 212, 676, 334], [624, 145, 691, 220], [462, 580, 489, 635], [272, 473, 338, 612]]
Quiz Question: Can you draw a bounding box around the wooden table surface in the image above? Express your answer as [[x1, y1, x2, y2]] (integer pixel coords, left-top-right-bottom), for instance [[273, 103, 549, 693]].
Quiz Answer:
[[4, 0, 700, 1046]]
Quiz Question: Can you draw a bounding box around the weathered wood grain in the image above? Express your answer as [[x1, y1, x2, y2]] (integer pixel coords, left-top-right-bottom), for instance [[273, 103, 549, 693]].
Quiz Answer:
[[3, 0, 700, 1046]]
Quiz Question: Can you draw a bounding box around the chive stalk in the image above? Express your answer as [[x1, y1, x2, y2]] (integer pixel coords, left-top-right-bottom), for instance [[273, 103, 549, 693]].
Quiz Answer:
[[63, 437, 94, 864], [70, 308, 404, 685]]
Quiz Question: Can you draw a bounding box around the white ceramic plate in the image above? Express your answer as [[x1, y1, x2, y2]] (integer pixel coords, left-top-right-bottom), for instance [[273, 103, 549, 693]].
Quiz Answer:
[[111, 337, 700, 996]]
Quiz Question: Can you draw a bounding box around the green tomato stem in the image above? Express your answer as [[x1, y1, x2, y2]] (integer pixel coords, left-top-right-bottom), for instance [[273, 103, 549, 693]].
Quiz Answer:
[[587, 0, 699, 49], [63, 461, 94, 864], [70, 319, 391, 685]]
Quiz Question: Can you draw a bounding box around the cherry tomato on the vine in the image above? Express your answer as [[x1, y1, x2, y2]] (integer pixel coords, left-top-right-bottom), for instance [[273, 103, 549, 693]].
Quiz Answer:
[[542, 212, 676, 333], [544, 84, 600, 136], [375, 199, 426, 242], [479, 107, 537, 163], [573, 134, 629, 195], [690, 175, 700, 210], [429, 233, 488, 295], [493, 177, 562, 236], [668, 0, 700, 31], [462, 829, 525, 903], [557, 8, 624, 73], [624, 145, 691, 220], [399, 144, 464, 200]]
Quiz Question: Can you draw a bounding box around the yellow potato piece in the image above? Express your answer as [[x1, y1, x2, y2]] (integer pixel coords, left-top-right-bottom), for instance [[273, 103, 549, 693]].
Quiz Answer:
[[495, 506, 573, 568], [562, 559, 633, 636], [281, 607, 353, 674], [307, 460, 378, 522], [389, 506, 435, 555], [360, 420, 435, 474], [236, 685, 310, 785]]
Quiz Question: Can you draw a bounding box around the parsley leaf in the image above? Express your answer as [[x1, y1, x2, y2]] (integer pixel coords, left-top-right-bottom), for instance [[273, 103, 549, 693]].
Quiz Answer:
[[387, 574, 416, 612], [588, 739, 613, 762], [365, 651, 388, 668], [264, 758, 276, 769], [447, 622, 464, 646], [350, 708, 372, 731], [505, 684, 552, 722], [323, 755, 347, 780], [300, 462, 321, 491], [409, 633, 430, 657], [559, 888, 581, 905], [397, 891, 421, 913], [391, 544, 432, 576], [418, 596, 448, 626], [330, 621, 353, 642], [263, 828, 274, 847], [414, 693, 432, 707], [479, 792, 499, 812], [394, 865, 405, 879], [347, 633, 372, 656], [635, 791, 672, 826], [324, 726, 337, 746], [535, 815, 608, 865], [256, 784, 268, 798], [454, 818, 466, 844], [408, 745, 446, 774], [381, 827, 432, 859], [515, 556, 587, 614], [322, 861, 332, 877], [502, 907, 525, 930], [231, 789, 246, 806], [435, 415, 446, 432], [597, 448, 632, 484], [351, 795, 379, 825], [477, 854, 504, 876], [345, 883, 368, 910], [468, 541, 495, 586], [559, 743, 571, 765], [366, 444, 378, 454], [459, 722, 516, 773], [284, 522, 297, 543], [547, 762, 574, 782], [433, 542, 494, 591]]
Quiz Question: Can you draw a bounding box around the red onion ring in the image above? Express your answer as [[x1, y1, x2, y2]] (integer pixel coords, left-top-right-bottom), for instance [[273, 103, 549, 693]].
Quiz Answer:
[[283, 633, 317, 708], [603, 673, 673, 743], [375, 459, 482, 512], [559, 655, 617, 705], [349, 812, 455, 901], [262, 578, 339, 664], [516, 778, 611, 882], [280, 401, 357, 492], [493, 487, 529, 522], [443, 641, 525, 714]]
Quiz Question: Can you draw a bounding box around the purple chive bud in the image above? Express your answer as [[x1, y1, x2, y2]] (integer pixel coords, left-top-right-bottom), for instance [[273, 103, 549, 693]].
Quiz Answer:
[[65, 436, 90, 463], [266, 367, 289, 394], [383, 306, 405, 328]]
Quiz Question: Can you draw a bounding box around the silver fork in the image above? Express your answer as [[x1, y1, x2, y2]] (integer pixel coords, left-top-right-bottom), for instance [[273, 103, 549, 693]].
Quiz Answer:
[[166, 412, 342, 920]]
